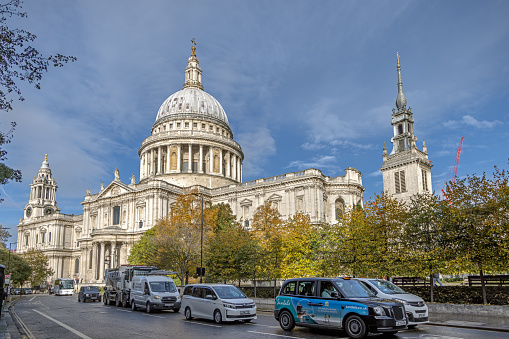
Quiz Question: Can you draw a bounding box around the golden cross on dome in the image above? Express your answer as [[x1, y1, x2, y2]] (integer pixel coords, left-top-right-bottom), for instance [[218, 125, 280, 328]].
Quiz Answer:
[[397, 52, 401, 68], [45, 154, 48, 161], [191, 38, 196, 57]]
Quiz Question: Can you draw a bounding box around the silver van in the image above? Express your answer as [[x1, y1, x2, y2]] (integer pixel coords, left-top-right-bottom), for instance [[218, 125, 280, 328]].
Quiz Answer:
[[130, 275, 181, 313], [181, 284, 256, 323]]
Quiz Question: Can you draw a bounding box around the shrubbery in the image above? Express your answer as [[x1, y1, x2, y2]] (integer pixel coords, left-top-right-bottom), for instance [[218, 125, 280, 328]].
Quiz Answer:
[[402, 286, 509, 305]]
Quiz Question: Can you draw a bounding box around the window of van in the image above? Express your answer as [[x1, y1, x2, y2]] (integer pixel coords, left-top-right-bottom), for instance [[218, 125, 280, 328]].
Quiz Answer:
[[150, 281, 177, 293], [183, 286, 193, 295], [212, 286, 246, 299]]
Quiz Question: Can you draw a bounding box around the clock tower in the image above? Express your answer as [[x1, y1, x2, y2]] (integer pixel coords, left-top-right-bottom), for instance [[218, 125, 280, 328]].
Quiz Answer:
[[24, 154, 60, 219], [381, 55, 433, 203]]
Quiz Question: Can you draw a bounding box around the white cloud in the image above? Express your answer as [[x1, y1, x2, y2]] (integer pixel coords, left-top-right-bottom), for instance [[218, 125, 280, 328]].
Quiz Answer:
[[443, 115, 502, 129], [286, 155, 338, 172], [237, 127, 276, 178]]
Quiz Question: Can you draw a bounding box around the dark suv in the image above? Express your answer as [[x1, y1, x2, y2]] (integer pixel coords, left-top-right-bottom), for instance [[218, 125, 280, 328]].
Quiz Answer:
[[274, 277, 407, 339], [78, 286, 101, 302]]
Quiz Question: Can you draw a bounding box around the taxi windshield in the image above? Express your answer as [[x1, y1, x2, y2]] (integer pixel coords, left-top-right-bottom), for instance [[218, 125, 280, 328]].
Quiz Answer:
[[369, 280, 407, 294], [333, 279, 376, 298]]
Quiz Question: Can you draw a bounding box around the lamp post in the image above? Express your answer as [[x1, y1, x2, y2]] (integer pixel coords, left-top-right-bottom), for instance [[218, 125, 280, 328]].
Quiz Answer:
[[7, 242, 16, 273], [192, 193, 204, 283]]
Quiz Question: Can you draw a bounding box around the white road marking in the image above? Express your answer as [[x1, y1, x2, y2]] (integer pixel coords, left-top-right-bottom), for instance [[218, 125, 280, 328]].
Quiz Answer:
[[247, 331, 300, 338], [183, 320, 222, 328], [29, 296, 36, 302], [402, 335, 464, 339], [141, 313, 164, 319], [32, 309, 93, 339]]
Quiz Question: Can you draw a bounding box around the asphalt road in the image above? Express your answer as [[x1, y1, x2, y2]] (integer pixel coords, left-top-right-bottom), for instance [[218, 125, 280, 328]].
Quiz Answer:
[[10, 294, 509, 339]]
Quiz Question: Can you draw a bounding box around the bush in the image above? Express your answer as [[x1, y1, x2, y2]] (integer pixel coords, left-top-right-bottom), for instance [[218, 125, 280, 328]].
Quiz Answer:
[[240, 287, 278, 299], [401, 286, 509, 305]]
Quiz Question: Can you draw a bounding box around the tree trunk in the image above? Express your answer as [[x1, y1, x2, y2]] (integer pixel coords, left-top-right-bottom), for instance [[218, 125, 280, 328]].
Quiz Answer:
[[253, 274, 257, 298]]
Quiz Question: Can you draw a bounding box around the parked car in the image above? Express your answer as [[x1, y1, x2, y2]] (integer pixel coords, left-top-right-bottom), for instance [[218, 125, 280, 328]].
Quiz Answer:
[[78, 286, 102, 302], [181, 284, 256, 324], [354, 278, 428, 328], [274, 277, 407, 339], [130, 275, 180, 313], [22, 288, 32, 295], [11, 288, 20, 295]]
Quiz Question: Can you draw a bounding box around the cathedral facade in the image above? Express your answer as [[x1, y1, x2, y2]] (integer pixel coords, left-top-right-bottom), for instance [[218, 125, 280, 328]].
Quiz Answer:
[[16, 43, 365, 284]]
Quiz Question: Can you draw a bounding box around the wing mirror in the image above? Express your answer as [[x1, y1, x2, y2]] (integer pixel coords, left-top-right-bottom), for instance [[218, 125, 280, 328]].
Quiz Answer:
[[205, 294, 216, 300], [330, 291, 339, 298]]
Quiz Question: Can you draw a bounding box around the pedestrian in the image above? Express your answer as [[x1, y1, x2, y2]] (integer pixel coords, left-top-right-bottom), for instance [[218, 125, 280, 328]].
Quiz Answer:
[[433, 270, 443, 286]]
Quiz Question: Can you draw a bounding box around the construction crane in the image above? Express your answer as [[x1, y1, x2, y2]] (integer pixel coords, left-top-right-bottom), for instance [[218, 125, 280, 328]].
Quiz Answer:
[[442, 137, 464, 201]]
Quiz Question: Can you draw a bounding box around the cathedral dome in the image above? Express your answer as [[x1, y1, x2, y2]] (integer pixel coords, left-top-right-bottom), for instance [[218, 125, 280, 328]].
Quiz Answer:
[[155, 87, 229, 127]]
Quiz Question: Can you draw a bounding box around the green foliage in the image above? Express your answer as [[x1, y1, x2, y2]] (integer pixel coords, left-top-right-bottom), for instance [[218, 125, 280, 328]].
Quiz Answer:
[[21, 248, 54, 287], [128, 227, 158, 266], [0, 247, 31, 284], [0, 122, 22, 202], [0, 223, 11, 247], [400, 285, 509, 305]]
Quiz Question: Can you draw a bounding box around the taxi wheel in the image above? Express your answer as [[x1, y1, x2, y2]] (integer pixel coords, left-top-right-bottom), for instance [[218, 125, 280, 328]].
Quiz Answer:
[[279, 310, 295, 331], [214, 310, 222, 324], [345, 315, 367, 339], [185, 307, 193, 320]]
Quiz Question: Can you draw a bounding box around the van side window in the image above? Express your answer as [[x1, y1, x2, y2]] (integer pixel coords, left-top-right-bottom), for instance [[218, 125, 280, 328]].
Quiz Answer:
[[183, 286, 193, 295], [203, 287, 215, 298], [298, 281, 316, 296], [192, 287, 203, 298], [281, 281, 296, 295]]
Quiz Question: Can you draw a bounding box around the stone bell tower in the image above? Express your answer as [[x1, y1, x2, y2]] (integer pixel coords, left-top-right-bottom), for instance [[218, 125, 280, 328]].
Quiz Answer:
[[381, 54, 432, 203]]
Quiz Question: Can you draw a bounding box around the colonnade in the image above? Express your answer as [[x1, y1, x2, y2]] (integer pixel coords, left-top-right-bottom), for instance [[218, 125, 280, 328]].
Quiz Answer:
[[90, 241, 126, 282], [30, 185, 57, 201], [139, 143, 242, 182]]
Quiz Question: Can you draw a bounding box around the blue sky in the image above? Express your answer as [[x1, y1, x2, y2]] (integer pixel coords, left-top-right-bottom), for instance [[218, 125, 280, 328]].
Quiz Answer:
[[1, 0, 508, 244]]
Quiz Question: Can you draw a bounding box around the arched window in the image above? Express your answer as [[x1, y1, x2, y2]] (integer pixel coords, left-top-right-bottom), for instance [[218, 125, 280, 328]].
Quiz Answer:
[[335, 198, 345, 220], [398, 124, 403, 134], [213, 155, 220, 173], [170, 152, 177, 170]]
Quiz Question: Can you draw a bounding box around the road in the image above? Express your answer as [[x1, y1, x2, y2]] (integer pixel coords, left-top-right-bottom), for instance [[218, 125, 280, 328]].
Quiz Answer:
[[9, 294, 508, 339]]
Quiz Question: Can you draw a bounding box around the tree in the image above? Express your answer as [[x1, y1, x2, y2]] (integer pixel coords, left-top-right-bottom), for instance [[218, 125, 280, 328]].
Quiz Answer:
[[0, 0, 76, 201], [21, 248, 53, 287], [280, 212, 321, 279], [251, 201, 284, 295], [0, 247, 31, 285], [442, 166, 509, 304], [205, 205, 258, 285], [0, 122, 21, 202], [151, 191, 215, 284], [0, 223, 11, 247], [128, 227, 158, 266]]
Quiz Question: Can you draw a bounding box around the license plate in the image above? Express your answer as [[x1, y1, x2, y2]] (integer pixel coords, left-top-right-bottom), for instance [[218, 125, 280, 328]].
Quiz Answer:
[[415, 313, 425, 318], [240, 311, 250, 315], [164, 303, 174, 307], [396, 320, 406, 326]]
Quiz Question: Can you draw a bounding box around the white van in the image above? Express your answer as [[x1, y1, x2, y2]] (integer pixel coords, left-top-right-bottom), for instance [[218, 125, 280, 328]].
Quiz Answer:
[[181, 284, 256, 324], [130, 275, 181, 313], [354, 278, 428, 328]]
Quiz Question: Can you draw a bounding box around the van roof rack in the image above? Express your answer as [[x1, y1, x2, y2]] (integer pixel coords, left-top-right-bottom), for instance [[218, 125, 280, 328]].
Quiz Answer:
[[146, 270, 177, 276]]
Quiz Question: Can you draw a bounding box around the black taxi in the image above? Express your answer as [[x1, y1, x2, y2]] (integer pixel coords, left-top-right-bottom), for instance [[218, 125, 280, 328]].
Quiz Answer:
[[274, 277, 407, 339]]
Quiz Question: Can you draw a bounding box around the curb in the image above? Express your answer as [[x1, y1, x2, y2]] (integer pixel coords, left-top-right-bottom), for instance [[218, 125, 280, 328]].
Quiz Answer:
[[426, 321, 509, 333]]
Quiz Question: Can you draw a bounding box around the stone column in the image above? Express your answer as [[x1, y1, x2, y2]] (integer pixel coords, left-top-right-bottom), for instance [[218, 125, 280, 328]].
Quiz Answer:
[[226, 151, 230, 178], [219, 149, 223, 175], [111, 241, 117, 268], [140, 153, 144, 179], [199, 145, 204, 173], [99, 242, 105, 282], [92, 242, 98, 280], [232, 155, 236, 181], [188, 144, 192, 173], [166, 145, 170, 173], [157, 146, 162, 174], [177, 144, 181, 173], [209, 147, 214, 173]]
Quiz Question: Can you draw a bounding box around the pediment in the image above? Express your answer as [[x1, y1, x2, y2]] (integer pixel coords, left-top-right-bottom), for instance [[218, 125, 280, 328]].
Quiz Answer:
[[97, 181, 133, 199], [239, 199, 253, 207], [267, 193, 282, 202]]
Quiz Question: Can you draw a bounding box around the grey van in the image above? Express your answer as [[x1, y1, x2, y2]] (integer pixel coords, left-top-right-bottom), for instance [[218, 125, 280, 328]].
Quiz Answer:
[[130, 275, 181, 313]]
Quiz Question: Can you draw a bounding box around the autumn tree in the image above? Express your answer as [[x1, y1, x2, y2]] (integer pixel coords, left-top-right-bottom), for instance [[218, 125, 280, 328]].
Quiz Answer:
[[205, 204, 259, 285], [151, 191, 215, 284], [22, 248, 54, 287], [0, 0, 76, 201], [280, 212, 321, 279], [442, 166, 509, 304], [251, 201, 284, 285]]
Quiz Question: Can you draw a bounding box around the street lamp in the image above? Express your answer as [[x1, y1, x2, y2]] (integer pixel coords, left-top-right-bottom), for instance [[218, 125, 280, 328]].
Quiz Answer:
[[192, 192, 204, 283]]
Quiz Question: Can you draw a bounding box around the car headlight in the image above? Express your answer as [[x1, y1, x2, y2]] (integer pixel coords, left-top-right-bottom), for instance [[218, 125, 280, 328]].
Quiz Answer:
[[153, 295, 161, 299], [176, 296, 181, 301], [223, 302, 236, 309], [85, 293, 89, 296], [393, 298, 407, 305], [373, 306, 385, 316]]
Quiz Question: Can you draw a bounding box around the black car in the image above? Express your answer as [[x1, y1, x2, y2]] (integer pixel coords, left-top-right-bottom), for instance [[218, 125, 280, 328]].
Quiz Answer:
[[78, 286, 101, 302]]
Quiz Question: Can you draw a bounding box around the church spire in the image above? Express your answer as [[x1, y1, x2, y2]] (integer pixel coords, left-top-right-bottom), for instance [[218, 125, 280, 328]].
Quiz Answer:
[[396, 52, 407, 111], [183, 38, 204, 90]]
